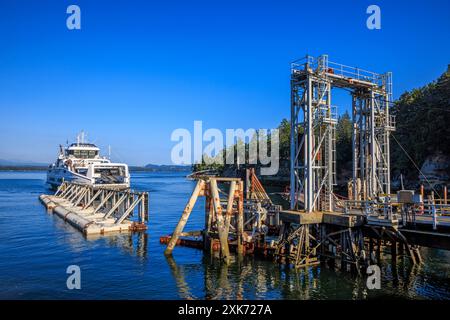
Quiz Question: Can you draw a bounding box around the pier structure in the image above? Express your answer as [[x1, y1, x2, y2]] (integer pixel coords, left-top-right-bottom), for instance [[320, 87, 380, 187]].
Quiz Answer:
[[277, 55, 450, 271], [40, 182, 148, 235], [163, 170, 282, 263], [164, 54, 450, 273]]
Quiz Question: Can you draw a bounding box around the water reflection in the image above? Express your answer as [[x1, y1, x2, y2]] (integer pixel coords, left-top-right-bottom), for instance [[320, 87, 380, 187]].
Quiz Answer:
[[99, 232, 149, 259], [166, 250, 450, 300], [166, 254, 329, 299], [166, 255, 197, 300], [50, 211, 149, 259]]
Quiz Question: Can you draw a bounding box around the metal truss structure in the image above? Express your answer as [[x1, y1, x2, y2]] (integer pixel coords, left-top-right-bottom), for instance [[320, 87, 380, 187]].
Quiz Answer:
[[290, 55, 395, 212]]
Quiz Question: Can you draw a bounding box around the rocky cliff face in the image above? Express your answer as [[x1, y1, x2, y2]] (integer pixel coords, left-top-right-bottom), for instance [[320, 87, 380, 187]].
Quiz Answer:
[[419, 152, 450, 188]]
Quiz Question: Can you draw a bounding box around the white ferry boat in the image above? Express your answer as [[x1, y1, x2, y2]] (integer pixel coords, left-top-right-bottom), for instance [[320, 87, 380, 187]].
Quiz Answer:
[[47, 133, 130, 190]]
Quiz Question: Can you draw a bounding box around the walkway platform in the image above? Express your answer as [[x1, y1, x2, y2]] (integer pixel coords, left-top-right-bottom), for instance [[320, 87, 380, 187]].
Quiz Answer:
[[279, 210, 365, 227]]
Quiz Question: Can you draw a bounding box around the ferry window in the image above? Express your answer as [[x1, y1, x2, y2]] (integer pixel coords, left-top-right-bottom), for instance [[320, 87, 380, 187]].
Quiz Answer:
[[95, 167, 125, 176], [68, 150, 97, 159]]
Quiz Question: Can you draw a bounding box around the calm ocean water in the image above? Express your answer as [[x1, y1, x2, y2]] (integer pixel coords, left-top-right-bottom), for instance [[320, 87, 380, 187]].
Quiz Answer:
[[0, 171, 449, 300]]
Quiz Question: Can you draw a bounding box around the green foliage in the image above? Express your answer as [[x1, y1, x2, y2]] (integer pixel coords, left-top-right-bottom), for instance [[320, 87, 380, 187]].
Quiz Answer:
[[391, 66, 450, 178], [192, 153, 225, 172], [335, 111, 353, 179], [278, 118, 291, 160]]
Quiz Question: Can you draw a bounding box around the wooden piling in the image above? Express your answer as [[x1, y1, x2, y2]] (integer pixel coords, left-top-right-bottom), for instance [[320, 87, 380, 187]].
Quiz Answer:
[[204, 195, 213, 251], [224, 181, 237, 236], [237, 181, 244, 255], [210, 179, 231, 263], [391, 240, 397, 265], [165, 180, 204, 255], [398, 242, 404, 259], [376, 238, 382, 263], [368, 237, 374, 263]]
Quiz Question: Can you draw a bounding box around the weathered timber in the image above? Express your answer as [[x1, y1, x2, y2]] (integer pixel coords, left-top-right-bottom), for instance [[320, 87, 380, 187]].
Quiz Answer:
[[323, 213, 365, 227], [165, 180, 204, 255], [279, 210, 323, 225]]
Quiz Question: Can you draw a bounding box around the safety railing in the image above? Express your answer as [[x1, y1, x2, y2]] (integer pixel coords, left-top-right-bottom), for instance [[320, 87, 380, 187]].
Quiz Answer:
[[414, 201, 450, 216], [292, 55, 389, 88]]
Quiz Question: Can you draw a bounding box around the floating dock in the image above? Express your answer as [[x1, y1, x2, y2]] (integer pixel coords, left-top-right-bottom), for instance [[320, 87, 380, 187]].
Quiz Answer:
[[40, 182, 148, 235]]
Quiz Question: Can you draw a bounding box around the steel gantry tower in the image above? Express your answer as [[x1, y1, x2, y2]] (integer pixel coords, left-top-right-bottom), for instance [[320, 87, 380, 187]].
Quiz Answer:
[[351, 74, 394, 201], [290, 55, 337, 212], [290, 55, 394, 212]]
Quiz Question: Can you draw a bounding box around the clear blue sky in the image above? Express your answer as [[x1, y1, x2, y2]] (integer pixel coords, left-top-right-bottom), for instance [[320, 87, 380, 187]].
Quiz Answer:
[[0, 0, 449, 165]]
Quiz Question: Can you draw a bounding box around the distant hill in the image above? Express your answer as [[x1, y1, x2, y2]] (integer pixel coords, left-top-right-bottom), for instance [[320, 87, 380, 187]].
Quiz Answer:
[[127, 164, 192, 172], [140, 164, 191, 172], [0, 159, 49, 166], [0, 159, 191, 172], [0, 159, 49, 171]]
